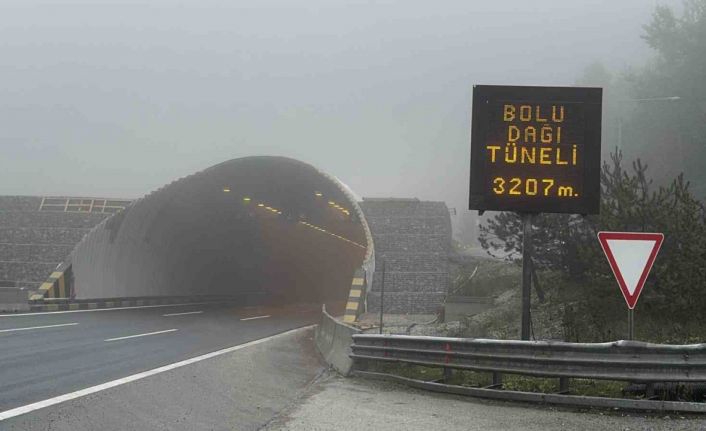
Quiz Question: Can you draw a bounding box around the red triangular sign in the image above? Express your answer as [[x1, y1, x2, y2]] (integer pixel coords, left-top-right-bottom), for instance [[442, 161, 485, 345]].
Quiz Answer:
[[597, 232, 664, 309]]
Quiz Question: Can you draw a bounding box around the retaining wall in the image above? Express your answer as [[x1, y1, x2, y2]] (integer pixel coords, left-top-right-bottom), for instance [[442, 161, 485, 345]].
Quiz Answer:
[[359, 198, 452, 313], [0, 196, 115, 292]]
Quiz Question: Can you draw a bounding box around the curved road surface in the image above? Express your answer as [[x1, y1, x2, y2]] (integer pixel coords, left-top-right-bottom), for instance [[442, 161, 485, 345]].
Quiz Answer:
[[0, 302, 321, 426]]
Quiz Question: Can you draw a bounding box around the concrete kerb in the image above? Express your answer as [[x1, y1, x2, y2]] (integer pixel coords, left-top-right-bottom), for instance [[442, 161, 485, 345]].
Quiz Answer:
[[25, 294, 267, 313], [315, 304, 360, 376]]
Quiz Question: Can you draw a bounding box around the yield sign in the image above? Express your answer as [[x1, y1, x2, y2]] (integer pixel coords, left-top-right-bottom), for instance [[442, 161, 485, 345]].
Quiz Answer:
[[597, 232, 664, 309]]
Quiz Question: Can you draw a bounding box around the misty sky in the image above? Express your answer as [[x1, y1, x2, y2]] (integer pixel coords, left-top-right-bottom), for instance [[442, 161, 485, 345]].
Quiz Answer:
[[1, 0, 681, 211]]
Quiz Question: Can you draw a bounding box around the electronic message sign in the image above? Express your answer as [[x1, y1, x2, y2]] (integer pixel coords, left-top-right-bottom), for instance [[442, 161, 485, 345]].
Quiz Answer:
[[469, 85, 602, 214]]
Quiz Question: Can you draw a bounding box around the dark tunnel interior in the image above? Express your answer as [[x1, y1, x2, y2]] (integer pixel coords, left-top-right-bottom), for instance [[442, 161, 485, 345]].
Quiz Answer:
[[70, 157, 369, 307]]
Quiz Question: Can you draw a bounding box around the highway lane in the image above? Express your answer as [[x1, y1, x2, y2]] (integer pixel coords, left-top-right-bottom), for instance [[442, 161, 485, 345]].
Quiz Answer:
[[0, 302, 320, 416]]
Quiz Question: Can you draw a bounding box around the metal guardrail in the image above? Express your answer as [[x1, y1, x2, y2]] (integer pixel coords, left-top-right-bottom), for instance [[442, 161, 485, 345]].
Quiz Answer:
[[351, 334, 706, 383], [350, 334, 706, 413], [350, 334, 706, 412]]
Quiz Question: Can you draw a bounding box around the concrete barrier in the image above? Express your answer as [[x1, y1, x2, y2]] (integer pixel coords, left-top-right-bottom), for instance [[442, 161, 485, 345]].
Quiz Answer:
[[0, 287, 29, 312], [315, 304, 360, 376]]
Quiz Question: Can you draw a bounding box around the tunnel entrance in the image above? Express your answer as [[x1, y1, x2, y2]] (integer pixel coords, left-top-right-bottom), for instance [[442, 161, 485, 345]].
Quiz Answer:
[[68, 157, 370, 307]]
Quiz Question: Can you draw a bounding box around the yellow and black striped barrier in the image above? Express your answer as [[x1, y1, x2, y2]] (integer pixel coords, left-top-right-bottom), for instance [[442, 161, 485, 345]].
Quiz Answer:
[[343, 268, 366, 323], [30, 266, 72, 301]]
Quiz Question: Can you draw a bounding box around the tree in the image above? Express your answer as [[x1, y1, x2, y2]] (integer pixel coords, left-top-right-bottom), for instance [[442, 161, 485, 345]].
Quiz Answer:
[[623, 0, 706, 198]]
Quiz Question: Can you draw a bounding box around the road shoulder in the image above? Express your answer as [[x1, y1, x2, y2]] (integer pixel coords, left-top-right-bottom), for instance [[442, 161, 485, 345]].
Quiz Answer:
[[265, 373, 704, 431]]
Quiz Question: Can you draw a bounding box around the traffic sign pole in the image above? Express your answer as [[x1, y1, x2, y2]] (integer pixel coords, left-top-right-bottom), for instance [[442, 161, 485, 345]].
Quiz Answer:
[[628, 309, 634, 341], [521, 213, 532, 341]]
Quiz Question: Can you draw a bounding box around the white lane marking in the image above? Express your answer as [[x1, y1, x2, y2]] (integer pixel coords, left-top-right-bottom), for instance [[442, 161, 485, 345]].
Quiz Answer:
[[240, 315, 270, 321], [0, 324, 314, 421], [162, 311, 203, 317], [0, 323, 78, 333], [0, 302, 219, 318], [104, 329, 178, 342]]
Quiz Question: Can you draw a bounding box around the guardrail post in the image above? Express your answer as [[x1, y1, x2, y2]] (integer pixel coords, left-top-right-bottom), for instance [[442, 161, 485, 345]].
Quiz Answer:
[[645, 382, 655, 399], [484, 371, 502, 389], [493, 372, 502, 387], [443, 367, 453, 383], [558, 377, 570, 394]]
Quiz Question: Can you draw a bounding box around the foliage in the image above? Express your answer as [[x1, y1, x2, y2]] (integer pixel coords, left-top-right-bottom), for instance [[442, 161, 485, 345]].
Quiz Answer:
[[622, 0, 706, 197], [479, 151, 706, 342]]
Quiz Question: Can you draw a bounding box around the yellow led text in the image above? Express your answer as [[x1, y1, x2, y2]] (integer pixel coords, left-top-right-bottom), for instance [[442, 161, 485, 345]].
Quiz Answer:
[[492, 177, 578, 198], [486, 144, 577, 165]]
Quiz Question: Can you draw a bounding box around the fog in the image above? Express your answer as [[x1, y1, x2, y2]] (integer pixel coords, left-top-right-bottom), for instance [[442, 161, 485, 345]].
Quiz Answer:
[[0, 0, 681, 211]]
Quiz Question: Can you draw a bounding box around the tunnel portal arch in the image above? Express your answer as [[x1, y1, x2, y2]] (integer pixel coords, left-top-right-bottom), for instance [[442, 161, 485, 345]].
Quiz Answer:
[[68, 156, 373, 307]]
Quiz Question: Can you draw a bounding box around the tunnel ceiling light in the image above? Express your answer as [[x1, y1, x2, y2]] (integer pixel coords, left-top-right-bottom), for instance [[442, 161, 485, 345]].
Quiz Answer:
[[315, 192, 323, 197], [223, 187, 231, 193], [243, 197, 251, 202], [257, 203, 264, 207], [297, 220, 365, 249], [328, 201, 335, 205]]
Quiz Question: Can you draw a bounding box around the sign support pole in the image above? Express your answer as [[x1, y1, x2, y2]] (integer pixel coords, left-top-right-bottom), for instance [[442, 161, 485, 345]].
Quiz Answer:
[[379, 259, 386, 334], [627, 309, 634, 341], [521, 213, 532, 341]]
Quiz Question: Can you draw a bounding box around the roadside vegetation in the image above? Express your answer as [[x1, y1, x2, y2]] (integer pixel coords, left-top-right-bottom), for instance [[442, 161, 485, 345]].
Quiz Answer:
[[449, 257, 519, 299], [477, 150, 706, 344]]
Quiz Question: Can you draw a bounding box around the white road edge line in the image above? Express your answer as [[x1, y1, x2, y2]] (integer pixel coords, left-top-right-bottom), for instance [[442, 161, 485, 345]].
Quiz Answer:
[[162, 311, 204, 317], [0, 324, 314, 422], [0, 302, 219, 318], [0, 323, 79, 333], [104, 328, 178, 342], [240, 315, 270, 321]]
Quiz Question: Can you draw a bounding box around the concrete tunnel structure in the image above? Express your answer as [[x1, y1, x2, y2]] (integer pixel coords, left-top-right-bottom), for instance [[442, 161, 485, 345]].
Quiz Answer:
[[62, 157, 374, 310]]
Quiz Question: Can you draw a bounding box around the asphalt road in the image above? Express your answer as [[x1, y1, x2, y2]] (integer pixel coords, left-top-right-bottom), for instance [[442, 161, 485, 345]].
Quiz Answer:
[[0, 302, 320, 418]]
